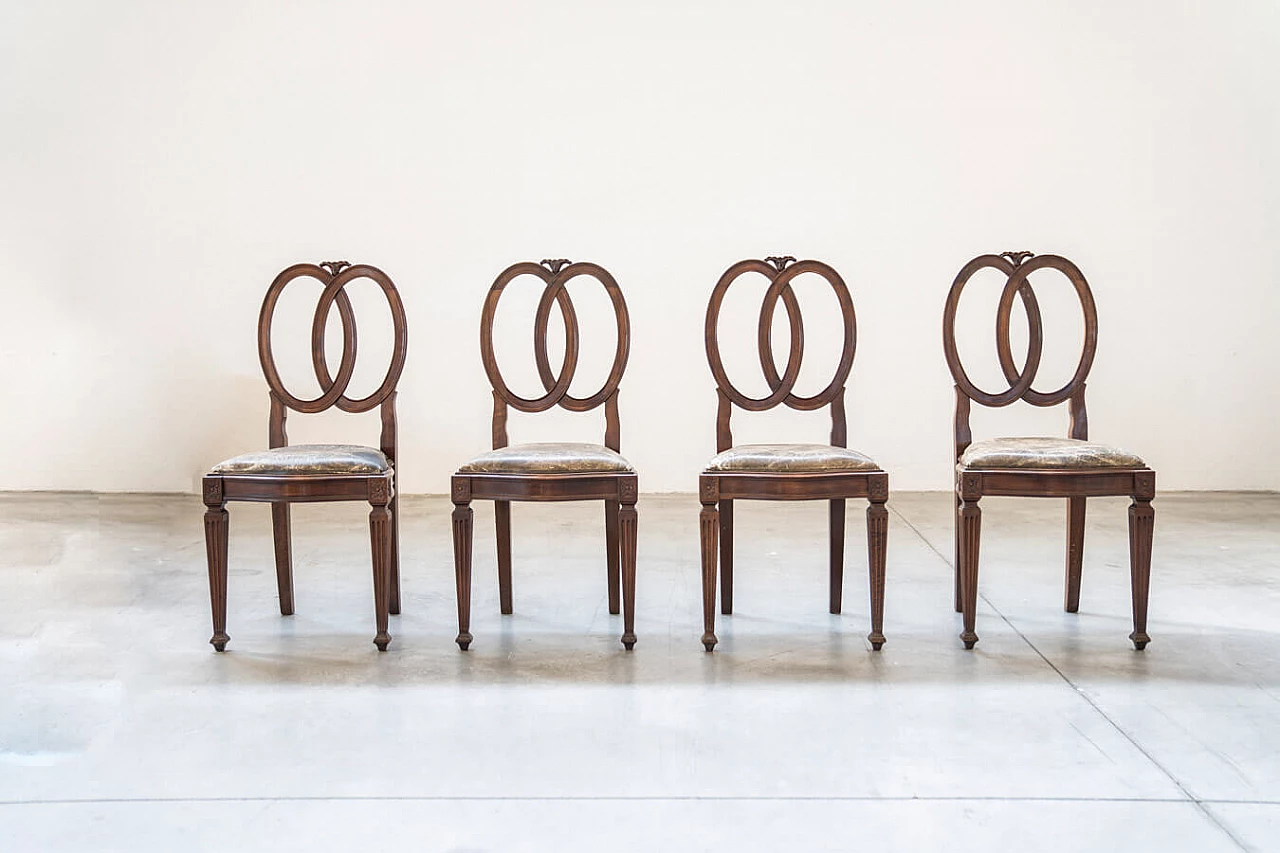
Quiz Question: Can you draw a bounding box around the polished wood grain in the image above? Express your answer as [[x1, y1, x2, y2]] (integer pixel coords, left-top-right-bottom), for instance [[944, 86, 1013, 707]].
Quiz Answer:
[[202, 261, 407, 652], [698, 256, 887, 652], [452, 259, 639, 650], [945, 251, 1155, 649]]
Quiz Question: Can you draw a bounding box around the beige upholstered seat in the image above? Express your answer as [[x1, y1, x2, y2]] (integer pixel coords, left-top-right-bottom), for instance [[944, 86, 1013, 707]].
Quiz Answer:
[[457, 442, 634, 475], [211, 444, 390, 475], [705, 443, 879, 474], [960, 437, 1144, 470]]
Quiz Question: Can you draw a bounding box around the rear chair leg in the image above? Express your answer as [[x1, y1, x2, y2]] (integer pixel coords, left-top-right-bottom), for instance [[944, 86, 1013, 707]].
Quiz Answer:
[[495, 500, 513, 615], [389, 491, 401, 615], [271, 502, 294, 616], [605, 500, 621, 615], [1065, 497, 1085, 613], [719, 498, 734, 615], [829, 498, 845, 614]]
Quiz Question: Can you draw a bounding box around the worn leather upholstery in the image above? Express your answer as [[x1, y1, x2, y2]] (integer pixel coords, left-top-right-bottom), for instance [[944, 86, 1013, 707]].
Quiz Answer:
[[960, 437, 1144, 470], [211, 444, 391, 475], [457, 442, 634, 475], [705, 443, 879, 474]]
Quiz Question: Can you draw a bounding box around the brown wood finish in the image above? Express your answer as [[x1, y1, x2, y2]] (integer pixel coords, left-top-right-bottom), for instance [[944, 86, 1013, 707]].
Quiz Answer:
[[698, 256, 887, 652], [944, 251, 1155, 649], [201, 261, 408, 652], [451, 259, 639, 650]]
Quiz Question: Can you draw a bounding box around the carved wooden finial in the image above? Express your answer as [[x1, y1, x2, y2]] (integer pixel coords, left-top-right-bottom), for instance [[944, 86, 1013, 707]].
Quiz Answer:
[[320, 261, 351, 276], [1000, 251, 1034, 267], [764, 256, 796, 272], [540, 259, 571, 274]]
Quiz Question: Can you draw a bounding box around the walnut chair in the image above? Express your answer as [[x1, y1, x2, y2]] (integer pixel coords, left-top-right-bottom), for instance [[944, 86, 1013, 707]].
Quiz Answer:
[[451, 259, 638, 650], [698, 256, 887, 652], [202, 261, 407, 651], [944, 251, 1155, 650]]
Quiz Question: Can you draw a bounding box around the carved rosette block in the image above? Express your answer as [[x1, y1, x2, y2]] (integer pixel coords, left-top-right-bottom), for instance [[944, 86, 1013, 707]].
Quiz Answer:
[[619, 476, 638, 503], [451, 477, 472, 505], [699, 477, 719, 505], [202, 477, 224, 507]]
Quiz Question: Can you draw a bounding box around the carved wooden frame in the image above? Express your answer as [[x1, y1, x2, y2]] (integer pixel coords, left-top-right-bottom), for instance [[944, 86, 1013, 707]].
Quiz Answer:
[[451, 259, 639, 651], [202, 261, 408, 652], [698, 256, 887, 652], [945, 251, 1155, 650]]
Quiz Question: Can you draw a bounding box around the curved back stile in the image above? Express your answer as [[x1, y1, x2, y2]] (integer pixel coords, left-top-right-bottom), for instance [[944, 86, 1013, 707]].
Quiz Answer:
[[481, 259, 631, 452], [705, 256, 857, 452], [257, 261, 409, 463], [942, 251, 1097, 461]]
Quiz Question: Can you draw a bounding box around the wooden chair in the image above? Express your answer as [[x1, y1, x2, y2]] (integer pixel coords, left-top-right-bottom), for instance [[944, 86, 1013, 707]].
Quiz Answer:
[[698, 256, 888, 652], [202, 261, 408, 651], [944, 251, 1155, 650], [451, 259, 638, 650]]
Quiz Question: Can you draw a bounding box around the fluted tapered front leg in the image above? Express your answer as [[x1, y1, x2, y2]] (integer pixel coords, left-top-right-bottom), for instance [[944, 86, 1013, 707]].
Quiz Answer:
[[1128, 498, 1154, 650], [959, 498, 982, 649], [453, 501, 474, 650], [619, 501, 638, 650], [699, 499, 719, 651], [204, 503, 230, 652], [866, 498, 887, 650], [368, 503, 392, 651]]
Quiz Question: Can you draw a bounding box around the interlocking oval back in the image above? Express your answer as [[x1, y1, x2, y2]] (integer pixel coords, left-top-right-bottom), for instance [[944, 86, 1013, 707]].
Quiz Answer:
[[943, 251, 1097, 408], [257, 261, 408, 414], [481, 259, 630, 414], [706, 256, 856, 412]]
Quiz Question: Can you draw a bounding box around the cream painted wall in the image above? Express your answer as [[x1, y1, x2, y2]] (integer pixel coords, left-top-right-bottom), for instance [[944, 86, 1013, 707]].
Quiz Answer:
[[1, 0, 1277, 494]]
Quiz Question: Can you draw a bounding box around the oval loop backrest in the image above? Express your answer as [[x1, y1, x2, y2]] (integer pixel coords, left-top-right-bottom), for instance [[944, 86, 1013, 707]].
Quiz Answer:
[[258, 261, 409, 414], [942, 252, 1097, 408], [705, 256, 856, 413], [481, 259, 630, 413]]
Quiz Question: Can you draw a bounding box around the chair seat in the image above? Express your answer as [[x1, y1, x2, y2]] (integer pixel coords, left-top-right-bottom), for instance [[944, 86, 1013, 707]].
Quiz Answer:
[[960, 437, 1144, 470], [705, 443, 879, 474], [211, 444, 391, 476], [457, 442, 635, 475]]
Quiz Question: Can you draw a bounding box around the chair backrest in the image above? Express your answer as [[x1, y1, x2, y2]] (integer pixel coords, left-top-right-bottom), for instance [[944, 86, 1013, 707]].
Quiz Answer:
[[942, 251, 1098, 461], [257, 261, 408, 463], [705, 256, 857, 453], [481, 259, 630, 451]]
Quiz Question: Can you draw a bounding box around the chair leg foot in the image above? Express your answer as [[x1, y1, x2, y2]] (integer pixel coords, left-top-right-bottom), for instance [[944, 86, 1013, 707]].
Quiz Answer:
[[961, 631, 978, 650], [374, 633, 391, 652], [702, 632, 717, 652], [456, 632, 472, 651], [1130, 631, 1150, 651], [868, 632, 885, 651], [210, 633, 229, 652]]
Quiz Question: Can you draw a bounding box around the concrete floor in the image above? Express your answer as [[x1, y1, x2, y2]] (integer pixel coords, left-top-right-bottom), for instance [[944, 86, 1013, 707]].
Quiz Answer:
[[1, 491, 1278, 852]]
